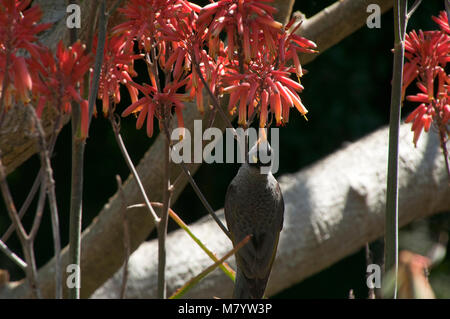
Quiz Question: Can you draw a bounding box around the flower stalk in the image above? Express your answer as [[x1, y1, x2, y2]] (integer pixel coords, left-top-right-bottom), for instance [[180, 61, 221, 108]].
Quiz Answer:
[[385, 0, 407, 299]]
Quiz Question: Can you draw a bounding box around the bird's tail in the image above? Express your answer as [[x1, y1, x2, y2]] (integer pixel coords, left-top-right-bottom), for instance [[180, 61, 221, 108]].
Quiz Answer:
[[233, 268, 269, 299]]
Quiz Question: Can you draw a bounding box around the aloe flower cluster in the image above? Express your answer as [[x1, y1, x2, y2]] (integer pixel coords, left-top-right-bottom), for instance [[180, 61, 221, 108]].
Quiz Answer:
[[1, 0, 315, 138], [0, 0, 51, 108], [109, 0, 315, 136], [0, 0, 93, 137], [30, 41, 93, 134], [403, 11, 450, 146], [94, 35, 141, 116]]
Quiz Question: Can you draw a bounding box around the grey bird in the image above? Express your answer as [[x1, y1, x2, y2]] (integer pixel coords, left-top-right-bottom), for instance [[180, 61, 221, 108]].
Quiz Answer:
[[224, 140, 284, 299]]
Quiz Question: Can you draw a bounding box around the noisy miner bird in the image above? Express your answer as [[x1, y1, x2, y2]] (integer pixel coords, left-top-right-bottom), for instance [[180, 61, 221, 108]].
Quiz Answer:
[[224, 139, 284, 299]]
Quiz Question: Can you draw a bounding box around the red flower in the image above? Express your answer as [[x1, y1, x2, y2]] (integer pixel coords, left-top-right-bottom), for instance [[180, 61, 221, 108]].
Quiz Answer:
[[221, 15, 315, 127], [94, 35, 142, 116], [113, 0, 199, 51], [121, 80, 189, 137], [0, 0, 51, 108], [432, 11, 450, 35], [30, 41, 93, 138], [403, 29, 450, 99], [113, 0, 203, 134], [198, 0, 284, 59], [114, 0, 316, 136], [403, 11, 450, 146]]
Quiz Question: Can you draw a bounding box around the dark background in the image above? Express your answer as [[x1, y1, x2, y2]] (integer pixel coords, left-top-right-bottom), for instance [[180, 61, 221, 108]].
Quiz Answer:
[[1, 0, 449, 298]]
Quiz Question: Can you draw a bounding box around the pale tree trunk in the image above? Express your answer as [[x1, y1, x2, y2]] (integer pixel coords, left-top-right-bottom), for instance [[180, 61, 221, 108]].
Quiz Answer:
[[91, 124, 450, 299]]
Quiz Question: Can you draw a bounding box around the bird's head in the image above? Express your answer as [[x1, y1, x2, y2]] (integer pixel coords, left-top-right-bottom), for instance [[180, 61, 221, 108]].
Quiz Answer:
[[248, 139, 273, 173]]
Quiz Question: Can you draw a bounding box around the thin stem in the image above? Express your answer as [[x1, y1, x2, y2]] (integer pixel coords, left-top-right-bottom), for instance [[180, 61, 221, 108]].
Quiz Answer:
[[160, 123, 231, 239], [28, 107, 63, 299], [385, 0, 407, 299], [0, 239, 27, 270], [178, 163, 231, 239], [68, 0, 90, 295], [169, 235, 251, 299], [128, 202, 235, 281], [157, 120, 172, 299], [24, 240, 41, 299], [406, 0, 422, 21], [110, 115, 160, 223], [68, 102, 85, 299], [365, 243, 375, 299], [116, 175, 130, 299], [1, 114, 62, 243], [87, 0, 107, 123], [163, 203, 235, 280], [28, 174, 47, 240], [2, 170, 42, 242], [0, 154, 40, 298]]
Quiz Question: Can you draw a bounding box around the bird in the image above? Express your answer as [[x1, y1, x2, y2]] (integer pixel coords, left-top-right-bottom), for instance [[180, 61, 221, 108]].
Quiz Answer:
[[224, 139, 284, 299]]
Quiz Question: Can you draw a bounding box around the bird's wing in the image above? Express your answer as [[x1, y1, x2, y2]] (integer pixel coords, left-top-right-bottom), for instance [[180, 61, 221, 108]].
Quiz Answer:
[[249, 180, 284, 279], [226, 182, 284, 280]]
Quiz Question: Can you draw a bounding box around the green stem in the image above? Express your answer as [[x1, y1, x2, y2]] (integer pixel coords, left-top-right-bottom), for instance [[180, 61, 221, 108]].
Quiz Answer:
[[68, 104, 85, 299], [166, 206, 235, 281], [169, 235, 250, 299], [385, 0, 407, 299]]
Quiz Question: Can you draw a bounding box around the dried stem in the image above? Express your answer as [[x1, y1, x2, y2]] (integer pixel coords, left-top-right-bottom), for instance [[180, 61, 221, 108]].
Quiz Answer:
[[406, 0, 422, 21], [0, 154, 41, 298], [157, 119, 173, 299], [0, 239, 27, 270], [28, 107, 62, 299], [178, 162, 231, 239], [28, 174, 47, 241], [109, 114, 160, 223]]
